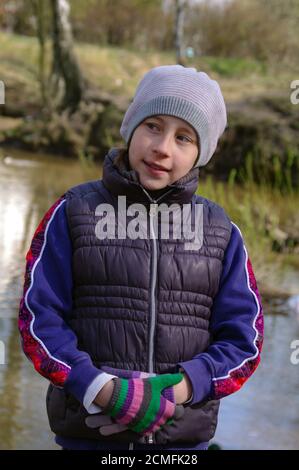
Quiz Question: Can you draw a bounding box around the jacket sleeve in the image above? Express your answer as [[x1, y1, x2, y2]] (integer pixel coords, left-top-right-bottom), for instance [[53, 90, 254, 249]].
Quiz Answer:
[[177, 222, 264, 404], [18, 197, 116, 409]]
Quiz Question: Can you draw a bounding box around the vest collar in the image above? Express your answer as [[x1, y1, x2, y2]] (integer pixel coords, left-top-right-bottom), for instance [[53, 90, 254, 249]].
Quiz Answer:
[[102, 147, 199, 205]]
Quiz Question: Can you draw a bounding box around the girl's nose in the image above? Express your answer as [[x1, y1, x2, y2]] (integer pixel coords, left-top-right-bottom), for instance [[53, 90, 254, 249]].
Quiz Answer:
[[152, 132, 173, 156]]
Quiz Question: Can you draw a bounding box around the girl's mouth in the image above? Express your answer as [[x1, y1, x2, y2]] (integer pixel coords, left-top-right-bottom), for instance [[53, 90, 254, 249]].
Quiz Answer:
[[143, 160, 170, 175]]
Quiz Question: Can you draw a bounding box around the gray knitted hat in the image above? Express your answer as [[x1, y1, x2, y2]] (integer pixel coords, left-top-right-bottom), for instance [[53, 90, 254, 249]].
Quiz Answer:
[[120, 64, 227, 167]]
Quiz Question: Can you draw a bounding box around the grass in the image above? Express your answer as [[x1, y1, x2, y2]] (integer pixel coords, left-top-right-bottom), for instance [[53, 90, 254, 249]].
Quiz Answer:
[[1, 30, 299, 106], [202, 56, 267, 77], [197, 176, 299, 289]]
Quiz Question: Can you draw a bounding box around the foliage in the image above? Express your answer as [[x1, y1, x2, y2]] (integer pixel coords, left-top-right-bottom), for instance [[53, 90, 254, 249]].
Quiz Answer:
[[1, 0, 299, 64]]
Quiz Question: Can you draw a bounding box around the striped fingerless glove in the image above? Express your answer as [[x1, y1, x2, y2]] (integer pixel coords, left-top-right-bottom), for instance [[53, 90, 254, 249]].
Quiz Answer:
[[100, 365, 176, 403], [102, 373, 183, 435]]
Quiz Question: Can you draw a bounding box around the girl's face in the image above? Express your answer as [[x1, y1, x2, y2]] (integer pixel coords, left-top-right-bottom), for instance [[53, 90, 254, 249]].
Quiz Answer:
[[128, 115, 199, 191]]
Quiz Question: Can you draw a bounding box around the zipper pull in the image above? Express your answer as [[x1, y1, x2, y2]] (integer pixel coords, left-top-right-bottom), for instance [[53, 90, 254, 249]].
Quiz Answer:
[[149, 203, 158, 217]]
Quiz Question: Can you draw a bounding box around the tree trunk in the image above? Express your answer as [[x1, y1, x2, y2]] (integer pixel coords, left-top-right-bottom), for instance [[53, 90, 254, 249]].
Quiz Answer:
[[175, 0, 186, 65], [32, 0, 48, 109], [50, 0, 84, 111]]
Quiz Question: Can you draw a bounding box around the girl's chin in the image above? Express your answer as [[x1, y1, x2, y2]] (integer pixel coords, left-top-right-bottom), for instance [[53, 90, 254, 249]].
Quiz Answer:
[[141, 181, 169, 191], [139, 174, 168, 188]]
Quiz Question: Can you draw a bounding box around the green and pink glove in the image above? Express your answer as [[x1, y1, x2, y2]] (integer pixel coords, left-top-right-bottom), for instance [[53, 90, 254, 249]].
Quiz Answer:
[[85, 366, 185, 437], [101, 372, 184, 436]]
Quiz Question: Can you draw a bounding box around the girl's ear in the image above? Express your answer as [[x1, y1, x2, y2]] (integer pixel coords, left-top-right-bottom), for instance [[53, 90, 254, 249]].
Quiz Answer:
[[192, 140, 201, 168], [192, 151, 200, 168], [114, 147, 130, 171]]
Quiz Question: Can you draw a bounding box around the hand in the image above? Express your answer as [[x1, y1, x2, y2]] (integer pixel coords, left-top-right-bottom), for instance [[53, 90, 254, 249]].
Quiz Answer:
[[101, 366, 192, 405], [85, 413, 128, 437], [100, 365, 157, 379], [94, 366, 177, 407], [102, 373, 184, 435], [94, 379, 115, 408], [87, 367, 184, 437], [173, 371, 193, 404], [85, 405, 184, 438]]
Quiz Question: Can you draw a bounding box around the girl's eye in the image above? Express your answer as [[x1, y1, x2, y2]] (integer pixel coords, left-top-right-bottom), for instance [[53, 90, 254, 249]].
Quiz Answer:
[[177, 135, 192, 143], [145, 123, 193, 143], [146, 122, 159, 131]]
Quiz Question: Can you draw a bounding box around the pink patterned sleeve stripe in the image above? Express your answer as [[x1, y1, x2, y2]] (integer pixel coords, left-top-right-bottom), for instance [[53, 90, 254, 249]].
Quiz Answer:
[[18, 197, 70, 387], [213, 223, 264, 400]]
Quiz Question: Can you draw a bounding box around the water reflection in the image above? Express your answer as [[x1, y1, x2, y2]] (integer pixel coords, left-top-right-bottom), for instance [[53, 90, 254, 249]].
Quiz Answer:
[[214, 311, 299, 449], [0, 321, 22, 449], [0, 148, 298, 449], [0, 148, 100, 449]]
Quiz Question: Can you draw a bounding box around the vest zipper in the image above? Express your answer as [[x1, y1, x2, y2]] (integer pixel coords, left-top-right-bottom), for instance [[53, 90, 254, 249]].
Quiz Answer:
[[144, 201, 158, 445], [140, 188, 174, 446], [148, 201, 158, 375]]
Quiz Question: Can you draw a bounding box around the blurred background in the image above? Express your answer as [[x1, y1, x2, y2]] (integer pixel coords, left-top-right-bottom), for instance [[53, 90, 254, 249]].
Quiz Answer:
[[0, 0, 299, 450]]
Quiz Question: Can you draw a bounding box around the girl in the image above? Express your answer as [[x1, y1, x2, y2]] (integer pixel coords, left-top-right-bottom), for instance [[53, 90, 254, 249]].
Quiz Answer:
[[18, 65, 264, 451]]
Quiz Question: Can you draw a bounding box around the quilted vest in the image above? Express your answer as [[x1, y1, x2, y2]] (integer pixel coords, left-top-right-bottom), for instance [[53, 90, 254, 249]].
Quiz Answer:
[[46, 147, 232, 446]]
